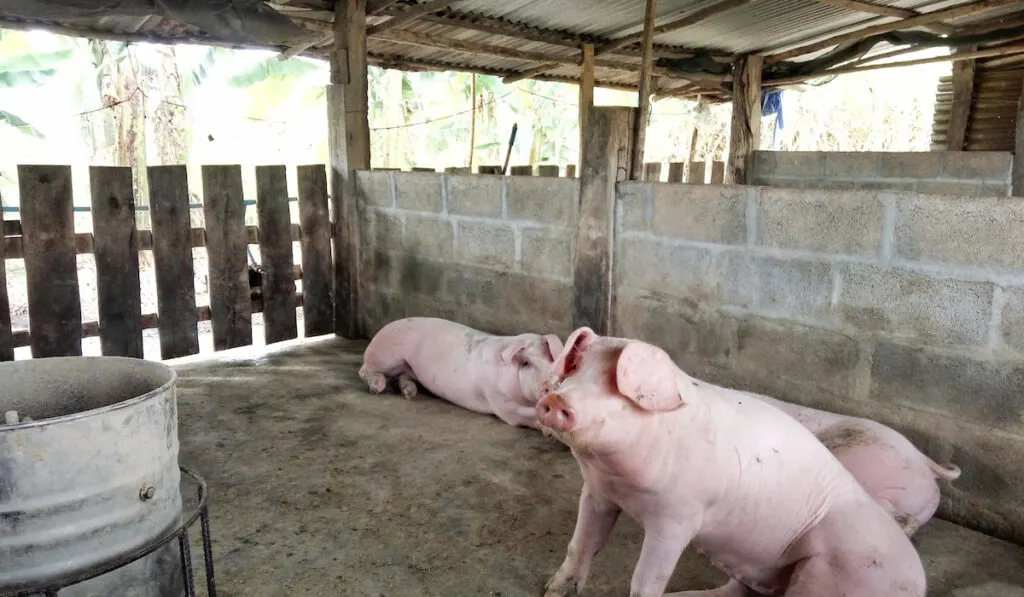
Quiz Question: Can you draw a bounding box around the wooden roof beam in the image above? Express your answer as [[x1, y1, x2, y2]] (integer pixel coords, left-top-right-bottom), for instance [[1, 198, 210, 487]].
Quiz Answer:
[[813, 0, 955, 35], [597, 0, 763, 55], [372, 28, 727, 82], [767, 0, 1020, 64], [368, 0, 462, 35], [765, 42, 1024, 85]]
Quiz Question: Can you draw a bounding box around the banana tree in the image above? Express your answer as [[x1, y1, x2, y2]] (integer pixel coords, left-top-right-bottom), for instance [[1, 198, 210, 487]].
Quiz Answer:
[[0, 30, 76, 138]]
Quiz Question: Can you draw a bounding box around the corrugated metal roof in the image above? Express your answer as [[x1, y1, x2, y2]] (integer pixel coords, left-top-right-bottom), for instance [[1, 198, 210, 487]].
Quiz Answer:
[[1, 0, 1023, 101]]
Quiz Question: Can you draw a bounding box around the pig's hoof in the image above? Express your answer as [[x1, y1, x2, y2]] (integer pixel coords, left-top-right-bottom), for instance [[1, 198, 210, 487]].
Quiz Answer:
[[398, 375, 418, 399], [359, 366, 387, 394], [543, 576, 579, 597]]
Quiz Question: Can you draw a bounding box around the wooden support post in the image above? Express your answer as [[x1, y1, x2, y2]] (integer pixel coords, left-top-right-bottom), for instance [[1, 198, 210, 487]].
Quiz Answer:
[[727, 54, 764, 185], [947, 46, 977, 151], [1014, 74, 1024, 197], [630, 0, 659, 181], [573, 106, 634, 335], [579, 43, 595, 177], [328, 0, 371, 339], [566, 164, 577, 178], [0, 190, 10, 362]]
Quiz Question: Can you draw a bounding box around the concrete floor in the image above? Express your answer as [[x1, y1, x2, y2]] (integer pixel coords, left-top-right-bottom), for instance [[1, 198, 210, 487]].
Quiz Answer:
[[172, 336, 1024, 597]]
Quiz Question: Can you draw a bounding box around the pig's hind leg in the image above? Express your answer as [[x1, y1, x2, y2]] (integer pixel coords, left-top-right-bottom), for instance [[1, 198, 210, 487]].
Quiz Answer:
[[397, 373, 419, 399], [358, 364, 388, 394]]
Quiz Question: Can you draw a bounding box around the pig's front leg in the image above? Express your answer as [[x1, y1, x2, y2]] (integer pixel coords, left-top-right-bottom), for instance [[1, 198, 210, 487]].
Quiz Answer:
[[493, 403, 541, 428], [544, 485, 621, 597], [629, 514, 702, 597]]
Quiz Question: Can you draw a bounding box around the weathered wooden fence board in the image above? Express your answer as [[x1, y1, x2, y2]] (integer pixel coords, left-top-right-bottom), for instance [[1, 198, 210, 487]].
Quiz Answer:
[[710, 160, 725, 184], [149, 165, 200, 360], [643, 162, 662, 182], [297, 164, 334, 337], [90, 166, 143, 358], [688, 161, 707, 184], [256, 165, 298, 345], [537, 165, 559, 177], [18, 165, 82, 358], [667, 162, 686, 183], [0, 194, 12, 362], [202, 165, 252, 351]]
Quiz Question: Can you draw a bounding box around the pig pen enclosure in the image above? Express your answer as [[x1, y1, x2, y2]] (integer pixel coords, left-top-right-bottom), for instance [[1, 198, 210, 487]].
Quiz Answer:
[[3, 0, 1024, 595]]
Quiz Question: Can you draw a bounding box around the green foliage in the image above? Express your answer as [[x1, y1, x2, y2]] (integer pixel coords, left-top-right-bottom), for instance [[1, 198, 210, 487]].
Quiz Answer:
[[226, 56, 321, 88], [0, 110, 44, 138], [0, 49, 73, 87]]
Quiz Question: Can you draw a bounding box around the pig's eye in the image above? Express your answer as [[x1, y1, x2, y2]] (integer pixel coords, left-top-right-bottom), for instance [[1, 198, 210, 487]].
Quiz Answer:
[[519, 357, 532, 368]]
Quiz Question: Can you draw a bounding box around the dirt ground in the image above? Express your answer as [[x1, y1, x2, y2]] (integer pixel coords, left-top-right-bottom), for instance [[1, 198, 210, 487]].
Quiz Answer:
[[169, 335, 1024, 597]]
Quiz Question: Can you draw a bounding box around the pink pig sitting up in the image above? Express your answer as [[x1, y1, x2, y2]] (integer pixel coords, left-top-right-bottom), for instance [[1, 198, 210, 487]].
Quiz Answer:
[[359, 317, 563, 428], [737, 389, 960, 537], [537, 327, 926, 597]]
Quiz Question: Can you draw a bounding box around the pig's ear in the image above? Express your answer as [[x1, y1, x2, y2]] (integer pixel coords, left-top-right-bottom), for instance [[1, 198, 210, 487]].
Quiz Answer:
[[499, 338, 531, 367], [552, 327, 597, 378], [615, 341, 687, 412], [542, 334, 563, 361]]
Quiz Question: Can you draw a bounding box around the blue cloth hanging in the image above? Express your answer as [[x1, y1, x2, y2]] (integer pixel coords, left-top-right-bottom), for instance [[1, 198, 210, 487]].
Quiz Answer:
[[761, 89, 784, 129], [760, 89, 785, 149]]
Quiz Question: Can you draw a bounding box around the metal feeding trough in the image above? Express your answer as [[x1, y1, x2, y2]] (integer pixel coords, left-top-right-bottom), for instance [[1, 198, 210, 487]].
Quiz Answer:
[[0, 357, 217, 597]]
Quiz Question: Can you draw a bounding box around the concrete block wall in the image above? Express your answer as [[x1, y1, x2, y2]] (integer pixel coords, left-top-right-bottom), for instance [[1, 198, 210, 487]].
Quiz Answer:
[[614, 182, 1024, 543], [355, 171, 577, 338], [752, 151, 1014, 196]]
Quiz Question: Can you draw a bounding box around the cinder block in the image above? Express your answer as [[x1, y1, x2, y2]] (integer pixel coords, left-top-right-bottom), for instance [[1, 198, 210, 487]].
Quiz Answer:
[[917, 180, 981, 196], [824, 152, 879, 179], [614, 291, 738, 368], [520, 227, 572, 279], [394, 254, 446, 297], [1000, 287, 1024, 354], [443, 264, 501, 307], [751, 152, 776, 180], [838, 180, 917, 192], [447, 174, 503, 217], [838, 263, 993, 346], [360, 249, 399, 290], [770, 152, 826, 178], [394, 171, 442, 212], [616, 182, 650, 231], [651, 184, 748, 245], [404, 216, 454, 259], [356, 171, 393, 207], [893, 196, 1024, 270], [506, 177, 575, 226], [941, 151, 1013, 180], [718, 252, 833, 321], [734, 315, 861, 396], [616, 237, 714, 299], [757, 188, 885, 256], [869, 340, 1024, 429], [456, 221, 515, 268], [359, 289, 406, 336], [496, 273, 572, 325], [978, 182, 1011, 197], [879, 152, 941, 179], [360, 209, 403, 250]]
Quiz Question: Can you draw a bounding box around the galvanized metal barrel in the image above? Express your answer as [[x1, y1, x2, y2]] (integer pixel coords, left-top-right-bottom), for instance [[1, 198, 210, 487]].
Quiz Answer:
[[0, 357, 184, 596]]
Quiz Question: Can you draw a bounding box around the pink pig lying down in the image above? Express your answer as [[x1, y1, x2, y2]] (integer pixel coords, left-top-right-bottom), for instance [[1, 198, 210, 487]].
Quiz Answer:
[[737, 389, 960, 537], [537, 327, 926, 597], [358, 317, 563, 428]]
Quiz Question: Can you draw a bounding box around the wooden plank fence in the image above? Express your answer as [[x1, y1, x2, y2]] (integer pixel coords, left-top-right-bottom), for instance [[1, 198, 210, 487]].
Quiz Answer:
[[0, 163, 334, 362]]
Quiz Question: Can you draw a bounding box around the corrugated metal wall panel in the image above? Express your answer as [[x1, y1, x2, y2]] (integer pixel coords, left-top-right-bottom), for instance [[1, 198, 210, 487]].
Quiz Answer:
[[931, 54, 1023, 152]]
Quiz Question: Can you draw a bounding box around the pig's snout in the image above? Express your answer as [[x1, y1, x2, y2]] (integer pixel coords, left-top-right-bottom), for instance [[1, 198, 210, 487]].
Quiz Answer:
[[537, 393, 576, 432]]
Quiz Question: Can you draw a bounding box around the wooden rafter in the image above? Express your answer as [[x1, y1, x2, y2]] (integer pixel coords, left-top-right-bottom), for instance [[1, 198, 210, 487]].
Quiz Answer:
[[368, 0, 462, 35], [813, 0, 954, 35], [599, 0, 762, 55], [767, 0, 1020, 64], [371, 27, 728, 82], [365, 51, 644, 91], [502, 62, 562, 84], [630, 0, 659, 180], [765, 42, 1024, 85]]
